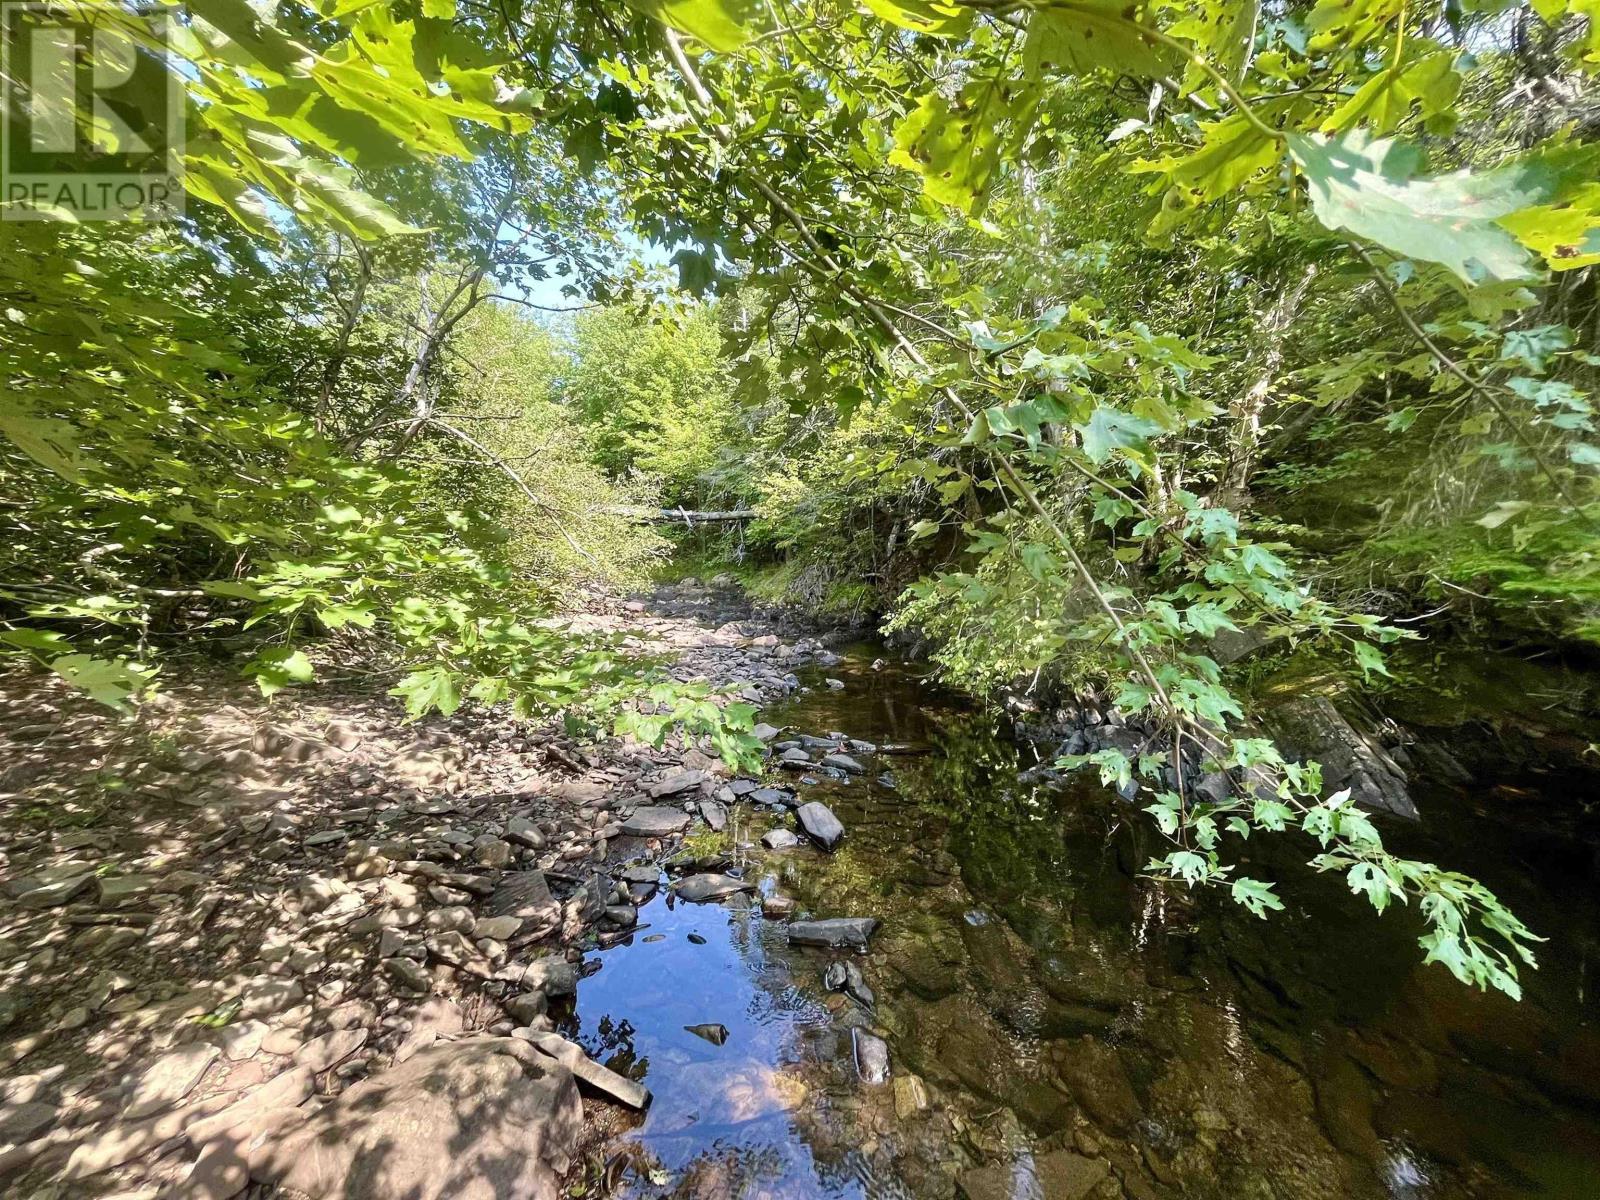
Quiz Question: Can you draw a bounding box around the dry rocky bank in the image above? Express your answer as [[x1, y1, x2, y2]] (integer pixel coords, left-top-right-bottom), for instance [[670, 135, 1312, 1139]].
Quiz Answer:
[[0, 578, 893, 1200]]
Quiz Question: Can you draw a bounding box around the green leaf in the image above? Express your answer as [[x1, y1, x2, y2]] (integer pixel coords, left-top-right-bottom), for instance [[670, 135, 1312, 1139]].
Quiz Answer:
[[246, 647, 315, 697], [1184, 603, 1239, 638], [1347, 862, 1395, 914], [1021, 3, 1177, 79], [1074, 407, 1163, 464], [0, 396, 95, 483], [1231, 877, 1286, 919], [0, 628, 73, 658], [1351, 640, 1390, 680], [623, 0, 759, 51], [1287, 131, 1549, 283], [50, 654, 151, 710], [671, 248, 715, 295], [1321, 49, 1461, 137], [392, 665, 462, 718], [1131, 115, 1281, 204], [909, 519, 942, 541], [861, 0, 971, 37], [890, 77, 1042, 213]]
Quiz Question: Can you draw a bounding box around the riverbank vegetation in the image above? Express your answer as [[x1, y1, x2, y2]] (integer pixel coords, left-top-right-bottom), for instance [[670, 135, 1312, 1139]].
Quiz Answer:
[[5, 0, 1599, 997]]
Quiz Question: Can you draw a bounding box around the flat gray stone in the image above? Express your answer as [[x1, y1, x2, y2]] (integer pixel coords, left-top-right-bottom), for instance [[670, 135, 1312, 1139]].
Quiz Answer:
[[517, 1031, 650, 1110], [787, 917, 879, 952], [18, 872, 93, 908], [123, 1043, 220, 1120], [762, 829, 800, 850], [212, 1019, 268, 1062], [649, 769, 706, 798], [486, 870, 555, 921], [0, 1100, 57, 1143], [293, 1027, 367, 1073], [673, 874, 753, 903], [96, 874, 157, 905], [821, 753, 865, 774], [621, 806, 692, 837], [699, 799, 727, 831]]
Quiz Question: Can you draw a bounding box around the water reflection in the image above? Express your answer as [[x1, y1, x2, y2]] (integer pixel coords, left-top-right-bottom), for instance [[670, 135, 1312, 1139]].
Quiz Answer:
[[569, 647, 1600, 1199]]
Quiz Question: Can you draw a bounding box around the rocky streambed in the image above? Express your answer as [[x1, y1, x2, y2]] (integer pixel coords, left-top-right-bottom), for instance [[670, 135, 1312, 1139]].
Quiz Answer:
[[3, 579, 1600, 1200]]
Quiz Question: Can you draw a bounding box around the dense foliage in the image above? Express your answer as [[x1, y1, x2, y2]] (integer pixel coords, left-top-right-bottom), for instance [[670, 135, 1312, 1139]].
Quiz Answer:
[[5, 0, 1599, 997]]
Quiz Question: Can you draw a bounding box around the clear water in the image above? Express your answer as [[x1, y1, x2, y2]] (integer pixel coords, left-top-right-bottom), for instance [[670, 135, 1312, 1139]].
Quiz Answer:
[[566, 646, 1600, 1199]]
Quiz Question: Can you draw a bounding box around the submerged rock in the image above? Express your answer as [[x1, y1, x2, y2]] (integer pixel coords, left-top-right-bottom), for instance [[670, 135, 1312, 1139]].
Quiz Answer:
[[684, 1023, 729, 1046], [674, 873, 753, 902], [821, 752, 865, 774], [839, 960, 876, 1007], [795, 801, 845, 850], [957, 1150, 1109, 1200], [788, 917, 879, 951], [762, 828, 800, 850], [853, 1029, 890, 1084]]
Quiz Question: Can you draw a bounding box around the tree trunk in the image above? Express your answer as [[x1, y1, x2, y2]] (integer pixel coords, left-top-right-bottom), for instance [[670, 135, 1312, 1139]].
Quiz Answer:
[[1217, 264, 1316, 509]]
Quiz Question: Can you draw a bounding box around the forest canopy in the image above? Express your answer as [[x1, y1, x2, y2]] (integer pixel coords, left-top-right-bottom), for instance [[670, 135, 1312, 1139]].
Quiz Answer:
[[4, 0, 1599, 998]]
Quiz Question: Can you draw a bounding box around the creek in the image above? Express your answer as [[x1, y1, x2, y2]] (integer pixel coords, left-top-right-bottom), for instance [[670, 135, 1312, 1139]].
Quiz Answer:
[[564, 642, 1600, 1199]]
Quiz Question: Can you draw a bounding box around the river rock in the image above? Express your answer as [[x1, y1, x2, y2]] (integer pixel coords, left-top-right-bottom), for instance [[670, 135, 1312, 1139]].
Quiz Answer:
[[293, 1027, 367, 1073], [487, 870, 555, 922], [184, 1064, 314, 1146], [957, 1150, 1109, 1200], [795, 801, 845, 850], [474, 915, 523, 941], [504, 817, 547, 850], [788, 918, 879, 951], [821, 753, 864, 774], [751, 724, 781, 742], [473, 835, 514, 869], [894, 1073, 929, 1119], [762, 829, 800, 850], [853, 1029, 890, 1084], [674, 873, 754, 902], [824, 960, 875, 1007], [496, 956, 577, 997], [122, 1043, 220, 1120], [621, 806, 692, 837], [506, 992, 548, 1025], [384, 957, 431, 994], [650, 769, 707, 798], [752, 787, 794, 807], [96, 873, 157, 905], [516, 1031, 650, 1109], [17, 872, 94, 908], [699, 799, 727, 831], [256, 1036, 581, 1200]]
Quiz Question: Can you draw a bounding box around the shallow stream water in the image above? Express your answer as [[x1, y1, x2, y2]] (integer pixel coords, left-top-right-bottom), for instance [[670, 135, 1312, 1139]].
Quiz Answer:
[[566, 645, 1600, 1199]]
